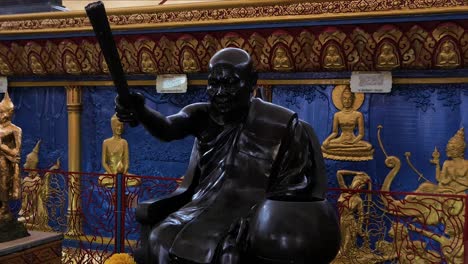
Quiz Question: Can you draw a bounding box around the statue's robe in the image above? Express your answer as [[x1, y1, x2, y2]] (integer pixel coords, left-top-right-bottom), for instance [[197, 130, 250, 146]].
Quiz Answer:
[[149, 98, 326, 263]]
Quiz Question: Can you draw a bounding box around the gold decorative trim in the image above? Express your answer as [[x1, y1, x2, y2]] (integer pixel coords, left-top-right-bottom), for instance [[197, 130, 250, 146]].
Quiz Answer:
[[2, 22, 467, 75], [7, 78, 468, 88], [0, 0, 467, 35]]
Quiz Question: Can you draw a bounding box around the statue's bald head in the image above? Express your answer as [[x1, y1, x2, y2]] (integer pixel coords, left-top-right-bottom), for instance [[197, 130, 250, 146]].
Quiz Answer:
[[209, 48, 253, 73]]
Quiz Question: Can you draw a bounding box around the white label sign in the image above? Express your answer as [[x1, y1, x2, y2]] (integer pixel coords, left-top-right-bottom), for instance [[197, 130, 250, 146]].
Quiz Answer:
[[0, 77, 7, 93], [156, 74, 187, 93], [350, 72, 392, 93]]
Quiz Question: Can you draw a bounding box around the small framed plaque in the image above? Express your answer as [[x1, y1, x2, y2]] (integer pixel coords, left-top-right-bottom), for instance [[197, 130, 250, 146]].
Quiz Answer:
[[156, 74, 187, 93], [350, 72, 392, 93]]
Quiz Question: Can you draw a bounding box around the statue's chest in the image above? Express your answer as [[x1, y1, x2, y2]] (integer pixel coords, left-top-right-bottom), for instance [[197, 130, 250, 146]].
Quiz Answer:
[[0, 130, 15, 148]]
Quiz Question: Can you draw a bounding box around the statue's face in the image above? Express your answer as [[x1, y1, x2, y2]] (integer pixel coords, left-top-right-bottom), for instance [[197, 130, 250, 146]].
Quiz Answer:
[[443, 42, 452, 52], [341, 92, 354, 108], [328, 46, 337, 55], [207, 65, 251, 114], [0, 109, 12, 124], [112, 119, 124, 136]]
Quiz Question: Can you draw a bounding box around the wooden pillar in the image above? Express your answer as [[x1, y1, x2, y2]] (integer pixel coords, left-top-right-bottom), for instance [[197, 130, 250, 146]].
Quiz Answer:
[[65, 86, 83, 236]]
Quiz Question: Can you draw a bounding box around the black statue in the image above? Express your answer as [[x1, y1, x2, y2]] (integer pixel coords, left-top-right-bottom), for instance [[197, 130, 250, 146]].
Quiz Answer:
[[116, 48, 340, 264]]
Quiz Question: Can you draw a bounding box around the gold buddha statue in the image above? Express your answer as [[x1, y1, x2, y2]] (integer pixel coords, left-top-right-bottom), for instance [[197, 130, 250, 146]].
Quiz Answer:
[[324, 45, 345, 70], [436, 41, 459, 68], [376, 43, 399, 70], [0, 92, 22, 222], [182, 50, 199, 73], [18, 140, 60, 231], [322, 85, 374, 161], [99, 114, 140, 188], [29, 55, 45, 75], [0, 56, 12, 75], [272, 47, 292, 71], [64, 54, 81, 74], [140, 51, 156, 73], [433, 128, 467, 193]]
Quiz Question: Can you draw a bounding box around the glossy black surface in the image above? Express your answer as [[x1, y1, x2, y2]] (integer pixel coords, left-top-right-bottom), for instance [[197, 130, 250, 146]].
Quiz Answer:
[[116, 48, 340, 264]]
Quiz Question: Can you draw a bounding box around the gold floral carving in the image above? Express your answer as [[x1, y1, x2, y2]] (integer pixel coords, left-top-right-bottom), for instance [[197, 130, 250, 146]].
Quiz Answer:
[[3, 22, 468, 75], [0, 0, 467, 34]]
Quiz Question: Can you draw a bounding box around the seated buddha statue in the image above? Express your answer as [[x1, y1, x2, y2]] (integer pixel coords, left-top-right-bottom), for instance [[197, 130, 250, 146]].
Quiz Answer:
[[99, 114, 140, 188], [182, 50, 199, 73], [321, 86, 374, 161], [140, 52, 156, 73], [272, 47, 292, 71], [377, 43, 399, 70], [324, 45, 345, 70], [436, 41, 459, 68]]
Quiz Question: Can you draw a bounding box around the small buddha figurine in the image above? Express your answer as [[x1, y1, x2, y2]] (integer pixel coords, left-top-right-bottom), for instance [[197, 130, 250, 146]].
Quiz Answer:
[[436, 41, 460, 68], [29, 55, 45, 75], [377, 43, 399, 70], [182, 50, 199, 73], [140, 51, 156, 73], [99, 114, 140, 188], [322, 85, 374, 161], [432, 128, 467, 193], [0, 56, 12, 75], [272, 47, 292, 71], [324, 45, 345, 70], [64, 54, 81, 74]]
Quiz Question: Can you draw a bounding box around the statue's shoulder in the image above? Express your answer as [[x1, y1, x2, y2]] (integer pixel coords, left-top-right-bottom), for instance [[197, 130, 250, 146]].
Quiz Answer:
[[11, 124, 21, 133], [181, 102, 210, 116], [245, 98, 297, 140]]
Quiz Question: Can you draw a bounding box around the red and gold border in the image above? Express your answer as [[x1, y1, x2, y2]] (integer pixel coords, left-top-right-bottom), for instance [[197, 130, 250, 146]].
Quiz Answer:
[[1, 22, 468, 75], [0, 0, 467, 34]]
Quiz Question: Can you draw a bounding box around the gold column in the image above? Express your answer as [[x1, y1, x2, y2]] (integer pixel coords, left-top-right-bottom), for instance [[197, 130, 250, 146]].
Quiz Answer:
[[65, 86, 83, 236]]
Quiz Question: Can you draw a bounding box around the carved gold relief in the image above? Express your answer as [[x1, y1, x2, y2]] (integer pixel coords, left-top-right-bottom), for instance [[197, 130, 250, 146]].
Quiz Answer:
[[3, 22, 468, 75], [350, 28, 375, 71], [378, 126, 466, 264], [272, 46, 292, 71], [436, 40, 460, 69], [295, 30, 318, 71], [248, 33, 267, 71], [0, 55, 12, 76], [175, 35, 200, 73], [376, 43, 400, 70], [118, 38, 139, 73], [322, 85, 373, 161]]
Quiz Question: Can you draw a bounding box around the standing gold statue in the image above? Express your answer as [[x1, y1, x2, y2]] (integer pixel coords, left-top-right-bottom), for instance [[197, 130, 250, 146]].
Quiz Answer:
[[432, 128, 467, 193], [99, 114, 140, 188], [19, 140, 60, 231], [335, 170, 371, 257], [0, 91, 28, 242], [322, 85, 374, 161]]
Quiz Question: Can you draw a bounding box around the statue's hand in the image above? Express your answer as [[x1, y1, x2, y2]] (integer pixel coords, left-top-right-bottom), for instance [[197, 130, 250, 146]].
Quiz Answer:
[[115, 92, 145, 126]]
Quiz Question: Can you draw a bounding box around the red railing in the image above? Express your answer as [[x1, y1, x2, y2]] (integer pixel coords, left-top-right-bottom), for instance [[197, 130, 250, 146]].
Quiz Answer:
[[16, 169, 468, 263]]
